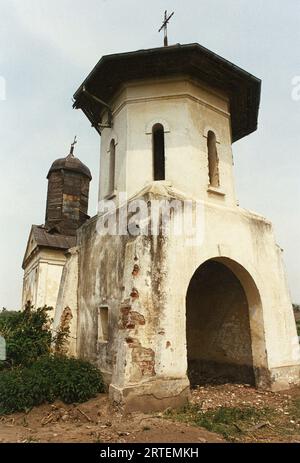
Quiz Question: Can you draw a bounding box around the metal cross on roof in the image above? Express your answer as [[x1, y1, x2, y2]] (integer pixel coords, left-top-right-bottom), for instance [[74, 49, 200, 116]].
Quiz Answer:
[[70, 135, 77, 156], [158, 10, 174, 47]]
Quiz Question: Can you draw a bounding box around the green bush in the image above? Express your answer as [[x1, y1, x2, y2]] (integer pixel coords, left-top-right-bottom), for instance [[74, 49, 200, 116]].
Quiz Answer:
[[0, 309, 19, 321], [0, 306, 52, 367], [0, 355, 105, 414], [0, 307, 105, 414]]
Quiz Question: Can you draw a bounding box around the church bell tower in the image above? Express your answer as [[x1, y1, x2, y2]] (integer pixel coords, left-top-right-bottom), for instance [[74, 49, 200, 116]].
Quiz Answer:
[[45, 138, 92, 236], [55, 40, 300, 412]]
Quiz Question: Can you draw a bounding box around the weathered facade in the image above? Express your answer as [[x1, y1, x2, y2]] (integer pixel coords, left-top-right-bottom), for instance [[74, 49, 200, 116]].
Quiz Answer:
[[23, 43, 300, 412]]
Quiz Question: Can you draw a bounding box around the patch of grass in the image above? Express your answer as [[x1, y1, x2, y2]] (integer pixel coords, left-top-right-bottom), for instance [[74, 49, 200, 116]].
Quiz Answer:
[[25, 435, 40, 443], [296, 320, 300, 337], [290, 398, 300, 421], [93, 433, 104, 443], [165, 404, 273, 441]]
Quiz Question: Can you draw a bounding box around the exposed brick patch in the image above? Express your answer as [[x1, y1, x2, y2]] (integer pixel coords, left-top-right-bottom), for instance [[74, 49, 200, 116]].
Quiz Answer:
[[119, 305, 145, 330], [130, 287, 139, 299], [132, 264, 140, 276], [128, 339, 155, 377], [55, 306, 73, 355], [132, 347, 155, 377], [120, 306, 131, 317], [125, 337, 140, 347]]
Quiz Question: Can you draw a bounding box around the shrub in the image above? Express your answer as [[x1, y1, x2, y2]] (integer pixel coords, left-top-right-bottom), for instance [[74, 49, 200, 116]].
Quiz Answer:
[[0, 309, 19, 321], [0, 306, 52, 367], [0, 355, 105, 414], [0, 307, 104, 414], [31, 355, 105, 403], [0, 365, 54, 413]]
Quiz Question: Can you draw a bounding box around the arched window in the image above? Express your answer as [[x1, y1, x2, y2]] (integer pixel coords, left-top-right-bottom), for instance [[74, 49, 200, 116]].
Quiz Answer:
[[108, 139, 116, 194], [207, 131, 220, 187], [152, 123, 165, 181]]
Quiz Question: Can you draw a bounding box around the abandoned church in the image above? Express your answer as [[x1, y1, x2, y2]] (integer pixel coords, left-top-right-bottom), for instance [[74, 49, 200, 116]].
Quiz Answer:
[[22, 42, 300, 412]]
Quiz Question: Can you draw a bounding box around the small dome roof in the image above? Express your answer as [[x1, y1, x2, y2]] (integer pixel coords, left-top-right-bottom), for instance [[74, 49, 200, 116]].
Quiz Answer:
[[47, 153, 92, 180]]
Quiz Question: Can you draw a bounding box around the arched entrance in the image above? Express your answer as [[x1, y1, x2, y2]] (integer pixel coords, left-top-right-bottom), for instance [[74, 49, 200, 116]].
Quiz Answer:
[[186, 258, 264, 386]]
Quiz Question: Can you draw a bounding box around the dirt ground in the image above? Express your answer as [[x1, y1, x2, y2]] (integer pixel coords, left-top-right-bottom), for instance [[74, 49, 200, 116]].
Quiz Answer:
[[0, 393, 224, 443], [189, 383, 300, 443], [1, 384, 300, 443]]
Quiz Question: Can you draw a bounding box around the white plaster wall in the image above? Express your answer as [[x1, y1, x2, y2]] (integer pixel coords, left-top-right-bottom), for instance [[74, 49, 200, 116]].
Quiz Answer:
[[22, 248, 66, 318], [22, 258, 39, 308], [162, 195, 300, 387], [98, 77, 235, 207], [70, 185, 299, 394]]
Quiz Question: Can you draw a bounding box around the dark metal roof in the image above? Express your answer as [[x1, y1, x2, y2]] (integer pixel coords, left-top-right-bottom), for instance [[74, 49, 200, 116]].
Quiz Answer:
[[73, 43, 261, 142], [32, 225, 76, 249], [22, 225, 76, 269], [47, 153, 92, 179]]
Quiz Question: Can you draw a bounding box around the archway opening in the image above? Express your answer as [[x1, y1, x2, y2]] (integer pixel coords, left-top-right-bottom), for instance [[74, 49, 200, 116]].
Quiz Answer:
[[186, 259, 256, 386]]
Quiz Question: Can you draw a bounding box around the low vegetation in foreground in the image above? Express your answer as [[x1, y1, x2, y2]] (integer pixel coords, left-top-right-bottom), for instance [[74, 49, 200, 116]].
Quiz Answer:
[[165, 396, 300, 442], [0, 306, 105, 415], [165, 404, 272, 441], [0, 305, 299, 439]]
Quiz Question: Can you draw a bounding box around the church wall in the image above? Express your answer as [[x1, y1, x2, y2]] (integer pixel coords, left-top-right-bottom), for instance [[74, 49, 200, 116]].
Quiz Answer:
[[76, 215, 128, 383], [70, 185, 299, 411], [22, 257, 39, 309], [53, 247, 79, 356], [22, 248, 66, 316], [164, 199, 300, 391]]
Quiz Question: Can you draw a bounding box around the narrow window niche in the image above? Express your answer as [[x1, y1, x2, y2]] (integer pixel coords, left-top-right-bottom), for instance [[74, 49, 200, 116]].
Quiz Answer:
[[152, 123, 165, 181], [207, 130, 220, 188], [98, 306, 109, 343], [108, 139, 116, 195]]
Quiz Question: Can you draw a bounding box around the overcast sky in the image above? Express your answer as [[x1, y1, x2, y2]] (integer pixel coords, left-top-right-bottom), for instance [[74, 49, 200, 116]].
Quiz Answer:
[[0, 0, 299, 308]]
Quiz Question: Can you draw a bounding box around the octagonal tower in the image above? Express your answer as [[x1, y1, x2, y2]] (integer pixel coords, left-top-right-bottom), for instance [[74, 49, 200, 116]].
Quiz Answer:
[[58, 43, 300, 412]]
